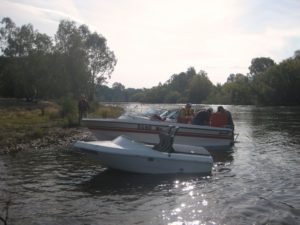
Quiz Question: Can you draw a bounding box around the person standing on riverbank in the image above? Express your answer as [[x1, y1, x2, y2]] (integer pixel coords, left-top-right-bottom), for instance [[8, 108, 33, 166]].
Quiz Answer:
[[78, 95, 89, 123]]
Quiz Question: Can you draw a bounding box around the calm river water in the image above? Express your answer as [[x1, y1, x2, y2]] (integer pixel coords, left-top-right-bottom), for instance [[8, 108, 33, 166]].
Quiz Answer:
[[1, 104, 300, 225]]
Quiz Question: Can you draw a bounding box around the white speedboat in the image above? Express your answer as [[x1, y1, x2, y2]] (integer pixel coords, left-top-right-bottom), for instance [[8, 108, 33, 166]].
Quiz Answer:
[[82, 117, 234, 150], [73, 132, 213, 174]]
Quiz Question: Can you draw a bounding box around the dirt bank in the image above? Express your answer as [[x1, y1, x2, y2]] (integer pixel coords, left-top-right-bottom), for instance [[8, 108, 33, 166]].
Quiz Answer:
[[0, 126, 97, 154], [0, 99, 95, 154]]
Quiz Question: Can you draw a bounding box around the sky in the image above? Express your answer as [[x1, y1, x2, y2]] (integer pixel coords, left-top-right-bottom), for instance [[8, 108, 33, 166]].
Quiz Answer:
[[1, 0, 300, 89]]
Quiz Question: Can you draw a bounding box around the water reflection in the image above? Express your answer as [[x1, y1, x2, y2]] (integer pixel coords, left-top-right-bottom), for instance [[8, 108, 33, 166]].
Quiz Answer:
[[80, 169, 211, 196], [210, 150, 234, 163], [250, 106, 300, 145], [159, 177, 214, 225], [1, 104, 300, 225]]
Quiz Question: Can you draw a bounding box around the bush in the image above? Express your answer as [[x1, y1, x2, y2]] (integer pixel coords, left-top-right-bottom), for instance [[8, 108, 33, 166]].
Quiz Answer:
[[88, 101, 100, 113], [59, 96, 78, 126], [89, 105, 124, 118], [28, 127, 45, 139]]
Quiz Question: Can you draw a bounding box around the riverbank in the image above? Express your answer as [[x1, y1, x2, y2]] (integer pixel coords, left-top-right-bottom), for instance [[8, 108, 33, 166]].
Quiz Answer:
[[1, 126, 93, 154], [0, 98, 123, 154]]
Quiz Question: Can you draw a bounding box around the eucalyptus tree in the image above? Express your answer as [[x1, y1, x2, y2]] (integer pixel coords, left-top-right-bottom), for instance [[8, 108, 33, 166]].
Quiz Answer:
[[86, 32, 117, 95], [54, 20, 89, 98], [0, 17, 17, 56], [34, 33, 52, 53], [0, 21, 35, 57], [0, 17, 53, 100], [54, 20, 117, 100]]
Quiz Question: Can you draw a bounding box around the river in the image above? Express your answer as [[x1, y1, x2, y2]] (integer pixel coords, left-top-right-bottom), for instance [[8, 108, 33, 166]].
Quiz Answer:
[[0, 104, 299, 225]]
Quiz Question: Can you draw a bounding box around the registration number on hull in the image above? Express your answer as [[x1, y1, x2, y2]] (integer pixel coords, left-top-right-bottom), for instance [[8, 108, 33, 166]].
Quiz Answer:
[[137, 124, 164, 131]]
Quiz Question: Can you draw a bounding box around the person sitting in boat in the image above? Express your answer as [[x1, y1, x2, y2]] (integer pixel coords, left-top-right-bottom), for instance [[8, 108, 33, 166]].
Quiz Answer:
[[218, 106, 234, 129], [177, 103, 194, 124], [192, 108, 213, 125], [210, 106, 234, 129]]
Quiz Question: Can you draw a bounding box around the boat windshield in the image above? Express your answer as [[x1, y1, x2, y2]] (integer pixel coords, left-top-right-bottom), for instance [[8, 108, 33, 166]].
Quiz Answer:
[[160, 109, 179, 121]]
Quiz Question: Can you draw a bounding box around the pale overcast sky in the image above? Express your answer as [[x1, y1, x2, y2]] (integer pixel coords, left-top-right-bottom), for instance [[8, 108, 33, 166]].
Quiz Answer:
[[1, 0, 300, 88]]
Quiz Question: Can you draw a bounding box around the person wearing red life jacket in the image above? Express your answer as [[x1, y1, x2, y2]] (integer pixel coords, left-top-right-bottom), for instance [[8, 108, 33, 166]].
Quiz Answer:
[[210, 106, 234, 129], [210, 106, 228, 128]]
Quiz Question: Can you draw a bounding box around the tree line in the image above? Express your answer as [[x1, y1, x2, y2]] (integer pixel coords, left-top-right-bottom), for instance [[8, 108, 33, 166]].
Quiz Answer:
[[1, 17, 299, 106], [96, 53, 300, 106], [0, 17, 116, 101]]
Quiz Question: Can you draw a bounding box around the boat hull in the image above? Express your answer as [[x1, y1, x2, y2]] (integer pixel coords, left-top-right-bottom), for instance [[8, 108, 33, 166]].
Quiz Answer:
[[73, 136, 213, 174], [82, 118, 234, 150]]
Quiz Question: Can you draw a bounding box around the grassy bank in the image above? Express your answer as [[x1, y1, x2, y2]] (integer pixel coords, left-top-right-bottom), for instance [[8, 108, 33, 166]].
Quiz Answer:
[[0, 98, 124, 153]]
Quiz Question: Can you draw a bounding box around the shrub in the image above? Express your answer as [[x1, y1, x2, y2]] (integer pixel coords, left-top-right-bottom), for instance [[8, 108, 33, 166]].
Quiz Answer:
[[59, 96, 78, 126], [89, 105, 124, 118]]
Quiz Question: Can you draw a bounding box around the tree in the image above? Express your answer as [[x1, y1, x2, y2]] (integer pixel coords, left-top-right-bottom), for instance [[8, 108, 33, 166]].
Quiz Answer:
[[205, 83, 231, 104], [167, 67, 197, 94], [188, 70, 213, 103], [165, 91, 181, 103], [294, 50, 300, 59], [223, 74, 252, 105], [86, 32, 117, 85], [34, 33, 52, 54], [0, 17, 116, 101], [0, 17, 17, 55], [253, 57, 300, 105], [111, 82, 125, 101], [227, 73, 235, 83], [0, 18, 54, 100], [54, 20, 117, 99], [248, 57, 276, 77]]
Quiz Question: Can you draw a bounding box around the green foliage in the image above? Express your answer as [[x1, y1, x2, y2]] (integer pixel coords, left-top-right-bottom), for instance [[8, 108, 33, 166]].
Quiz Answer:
[[0, 99, 123, 149], [0, 100, 58, 147], [167, 67, 197, 94], [248, 57, 276, 77], [205, 84, 231, 104], [253, 57, 300, 105], [165, 91, 181, 103], [95, 55, 300, 106], [1, 16, 300, 106], [58, 95, 78, 126], [89, 105, 124, 118], [188, 71, 213, 103], [120, 67, 213, 104], [223, 74, 253, 105], [0, 17, 116, 101]]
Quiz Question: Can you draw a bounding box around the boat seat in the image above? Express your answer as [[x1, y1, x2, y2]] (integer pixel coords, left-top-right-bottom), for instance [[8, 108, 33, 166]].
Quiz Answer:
[[153, 126, 179, 153]]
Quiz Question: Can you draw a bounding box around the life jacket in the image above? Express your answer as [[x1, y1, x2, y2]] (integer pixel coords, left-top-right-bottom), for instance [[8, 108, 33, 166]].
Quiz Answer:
[[210, 112, 228, 127], [177, 108, 194, 123], [185, 108, 194, 116]]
